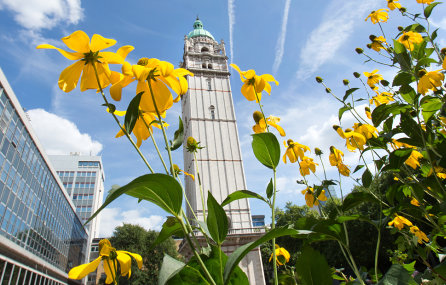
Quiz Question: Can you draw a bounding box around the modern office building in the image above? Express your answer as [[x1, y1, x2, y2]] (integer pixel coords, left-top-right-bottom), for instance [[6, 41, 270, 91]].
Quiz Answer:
[[0, 68, 88, 284], [180, 18, 266, 284], [50, 154, 105, 240]]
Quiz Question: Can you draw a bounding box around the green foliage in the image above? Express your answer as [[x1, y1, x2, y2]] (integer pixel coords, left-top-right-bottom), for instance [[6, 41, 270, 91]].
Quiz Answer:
[[295, 247, 332, 285], [377, 264, 417, 285], [251, 132, 281, 169], [109, 224, 179, 285], [221, 190, 269, 207], [124, 91, 144, 134], [206, 191, 229, 244], [169, 116, 184, 151]]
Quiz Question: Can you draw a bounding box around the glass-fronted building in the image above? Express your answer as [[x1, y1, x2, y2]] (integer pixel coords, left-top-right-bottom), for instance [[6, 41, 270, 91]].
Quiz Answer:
[[50, 154, 105, 240], [0, 68, 88, 284]]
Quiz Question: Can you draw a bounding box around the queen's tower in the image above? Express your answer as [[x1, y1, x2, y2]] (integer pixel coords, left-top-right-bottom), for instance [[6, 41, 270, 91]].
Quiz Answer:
[[179, 18, 266, 284]]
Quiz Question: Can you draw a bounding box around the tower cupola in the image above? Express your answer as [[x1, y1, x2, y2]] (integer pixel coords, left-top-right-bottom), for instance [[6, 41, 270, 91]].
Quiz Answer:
[[187, 17, 215, 41]]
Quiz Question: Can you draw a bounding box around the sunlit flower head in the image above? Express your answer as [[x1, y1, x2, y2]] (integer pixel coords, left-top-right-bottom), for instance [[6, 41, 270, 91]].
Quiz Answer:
[[405, 150, 423, 169], [334, 126, 367, 152], [410, 198, 420, 206], [410, 226, 429, 244], [230, 63, 278, 102], [269, 245, 290, 266], [68, 239, 142, 284], [417, 70, 444, 95], [416, 0, 434, 4], [353, 123, 378, 140], [370, 91, 394, 106], [283, 139, 310, 163], [388, 215, 413, 230], [398, 31, 424, 51], [301, 187, 327, 208], [37, 30, 133, 93], [173, 164, 195, 180], [299, 156, 318, 176], [365, 107, 372, 120], [329, 146, 350, 176], [365, 9, 389, 24], [370, 36, 387, 51], [186, 136, 204, 153], [387, 0, 402, 10], [363, 70, 383, 88], [428, 166, 446, 179], [252, 111, 286, 136]]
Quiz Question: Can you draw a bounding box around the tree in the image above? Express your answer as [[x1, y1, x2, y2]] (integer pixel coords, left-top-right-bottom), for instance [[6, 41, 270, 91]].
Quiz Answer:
[[109, 223, 179, 284]]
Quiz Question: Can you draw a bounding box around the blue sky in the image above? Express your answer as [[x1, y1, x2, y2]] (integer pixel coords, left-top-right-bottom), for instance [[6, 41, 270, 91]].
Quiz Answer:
[[0, 0, 445, 237]]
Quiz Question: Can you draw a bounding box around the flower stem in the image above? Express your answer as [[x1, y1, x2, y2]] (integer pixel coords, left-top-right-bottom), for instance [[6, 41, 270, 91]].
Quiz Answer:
[[91, 63, 154, 173], [271, 168, 278, 285], [254, 91, 270, 133]]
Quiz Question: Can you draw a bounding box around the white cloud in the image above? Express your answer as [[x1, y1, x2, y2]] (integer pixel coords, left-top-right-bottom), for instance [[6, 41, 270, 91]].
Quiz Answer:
[[99, 207, 165, 237], [228, 0, 235, 63], [0, 0, 83, 30], [272, 0, 292, 75], [27, 108, 103, 155], [296, 0, 379, 80]]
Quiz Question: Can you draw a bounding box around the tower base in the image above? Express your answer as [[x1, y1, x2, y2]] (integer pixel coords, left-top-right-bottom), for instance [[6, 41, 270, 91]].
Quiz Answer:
[[179, 230, 266, 285]]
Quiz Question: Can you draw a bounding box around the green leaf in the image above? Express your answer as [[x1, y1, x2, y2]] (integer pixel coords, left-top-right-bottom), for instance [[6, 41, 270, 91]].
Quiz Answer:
[[87, 174, 183, 225], [251, 132, 280, 169], [196, 220, 212, 239], [362, 169, 372, 188], [170, 116, 184, 151], [383, 148, 413, 171], [338, 106, 351, 121], [266, 179, 273, 199], [221, 190, 269, 207], [159, 254, 187, 285], [393, 40, 412, 71], [353, 165, 364, 174], [295, 247, 333, 285], [399, 85, 416, 105], [371, 103, 409, 127], [342, 191, 380, 212], [167, 265, 209, 284], [124, 91, 144, 134], [412, 41, 427, 61], [400, 113, 423, 142], [415, 57, 437, 72], [151, 217, 183, 250], [223, 228, 307, 284], [377, 264, 416, 285], [343, 88, 359, 101], [392, 72, 414, 86], [393, 40, 406, 54], [421, 97, 442, 122], [207, 191, 228, 244], [431, 28, 439, 41], [102, 103, 116, 113], [424, 2, 441, 18]]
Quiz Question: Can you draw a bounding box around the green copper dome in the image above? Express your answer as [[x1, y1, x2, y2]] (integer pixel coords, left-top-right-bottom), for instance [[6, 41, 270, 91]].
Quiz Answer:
[[187, 18, 215, 40]]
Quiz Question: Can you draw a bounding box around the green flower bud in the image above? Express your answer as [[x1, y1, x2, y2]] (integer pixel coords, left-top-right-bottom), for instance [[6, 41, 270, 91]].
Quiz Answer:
[[441, 48, 446, 56], [355, 48, 363, 54], [366, 43, 372, 49], [252, 111, 264, 123], [381, 80, 389, 87], [314, 148, 323, 156], [325, 88, 331, 93], [418, 69, 427, 78], [399, 7, 406, 13], [397, 26, 404, 31], [369, 35, 377, 41], [315, 76, 323, 83], [186, 136, 204, 153], [343, 79, 349, 86], [353, 72, 360, 78]]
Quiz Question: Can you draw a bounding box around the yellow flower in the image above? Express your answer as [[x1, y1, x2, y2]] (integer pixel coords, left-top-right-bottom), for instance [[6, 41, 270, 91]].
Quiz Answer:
[[417, 70, 444, 95], [363, 70, 383, 88], [365, 9, 389, 24], [370, 91, 394, 106], [405, 150, 423, 169], [301, 187, 327, 208], [252, 111, 286, 136], [398, 31, 424, 51], [115, 111, 168, 147], [371, 36, 387, 51], [390, 139, 415, 150], [353, 123, 378, 140], [230, 63, 278, 102], [410, 198, 420, 206], [388, 215, 413, 230], [416, 0, 434, 3], [410, 226, 429, 244], [37, 30, 132, 93], [299, 156, 318, 176], [428, 166, 446, 179], [387, 0, 402, 10], [335, 127, 367, 152], [173, 164, 195, 180], [269, 245, 290, 266], [68, 239, 142, 284], [365, 107, 372, 120], [283, 139, 310, 163], [329, 146, 350, 176]]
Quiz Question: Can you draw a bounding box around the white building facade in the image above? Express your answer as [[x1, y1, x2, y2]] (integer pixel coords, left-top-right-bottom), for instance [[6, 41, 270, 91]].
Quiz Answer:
[[180, 18, 266, 285], [49, 154, 105, 240]]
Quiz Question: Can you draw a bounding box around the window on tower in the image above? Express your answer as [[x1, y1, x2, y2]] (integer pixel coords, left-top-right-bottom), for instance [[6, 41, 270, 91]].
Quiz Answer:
[[201, 47, 209, 52], [202, 63, 206, 69], [207, 79, 212, 90], [209, 105, 215, 120], [208, 63, 213, 69]]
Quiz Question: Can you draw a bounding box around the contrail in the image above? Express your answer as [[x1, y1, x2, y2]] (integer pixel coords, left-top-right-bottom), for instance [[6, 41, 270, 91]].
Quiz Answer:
[[272, 0, 291, 74], [228, 0, 235, 63]]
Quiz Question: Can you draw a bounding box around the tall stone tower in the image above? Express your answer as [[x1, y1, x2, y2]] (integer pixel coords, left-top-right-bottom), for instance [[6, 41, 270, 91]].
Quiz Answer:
[[180, 18, 266, 284]]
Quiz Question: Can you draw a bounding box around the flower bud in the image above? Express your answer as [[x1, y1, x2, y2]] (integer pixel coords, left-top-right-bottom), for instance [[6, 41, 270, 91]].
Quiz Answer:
[[315, 76, 323, 83], [399, 7, 406, 13], [353, 72, 360, 78], [381, 80, 389, 87], [355, 48, 364, 54], [369, 35, 377, 41], [287, 139, 294, 146], [314, 148, 323, 156], [252, 111, 264, 123], [186, 136, 198, 152], [343, 79, 349, 86], [441, 48, 446, 56], [332, 125, 340, 131], [418, 69, 427, 78], [366, 44, 372, 49], [325, 88, 331, 93]]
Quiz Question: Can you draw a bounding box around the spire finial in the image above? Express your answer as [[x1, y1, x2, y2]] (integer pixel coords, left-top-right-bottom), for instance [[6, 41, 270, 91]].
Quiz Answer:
[[196, 15, 199, 20]]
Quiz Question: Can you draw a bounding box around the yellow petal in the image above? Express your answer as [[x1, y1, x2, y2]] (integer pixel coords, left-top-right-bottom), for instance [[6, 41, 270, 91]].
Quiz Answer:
[[36, 44, 83, 60], [100, 51, 124, 64], [90, 34, 116, 52], [103, 259, 117, 284], [61, 30, 91, 53], [110, 71, 123, 84], [117, 252, 132, 277], [158, 61, 174, 77], [230, 63, 246, 82], [58, 60, 84, 92], [116, 45, 135, 60], [261, 74, 279, 85], [241, 83, 258, 101], [254, 76, 266, 93], [80, 63, 110, 92], [68, 257, 101, 279], [119, 251, 143, 269]]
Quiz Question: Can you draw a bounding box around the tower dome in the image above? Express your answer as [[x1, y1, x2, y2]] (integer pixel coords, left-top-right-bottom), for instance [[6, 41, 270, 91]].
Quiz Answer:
[[187, 17, 215, 40]]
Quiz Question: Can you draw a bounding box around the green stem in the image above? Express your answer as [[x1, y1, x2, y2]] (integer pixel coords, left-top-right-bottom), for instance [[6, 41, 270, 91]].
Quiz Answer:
[[176, 176, 200, 222], [254, 91, 270, 133], [271, 169, 278, 285], [345, 246, 365, 285], [194, 152, 207, 222], [374, 216, 382, 283], [139, 112, 170, 174], [92, 63, 154, 173]]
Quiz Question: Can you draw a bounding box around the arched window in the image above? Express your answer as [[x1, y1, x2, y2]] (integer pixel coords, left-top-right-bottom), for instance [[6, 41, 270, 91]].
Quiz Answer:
[[208, 63, 213, 69], [201, 47, 209, 52], [209, 105, 215, 120], [202, 63, 206, 69]]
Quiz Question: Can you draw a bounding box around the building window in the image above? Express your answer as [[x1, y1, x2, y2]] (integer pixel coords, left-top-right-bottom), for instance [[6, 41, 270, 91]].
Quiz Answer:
[[201, 47, 209, 52], [202, 63, 206, 69], [208, 63, 213, 69], [209, 105, 215, 120], [207, 79, 212, 91]]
